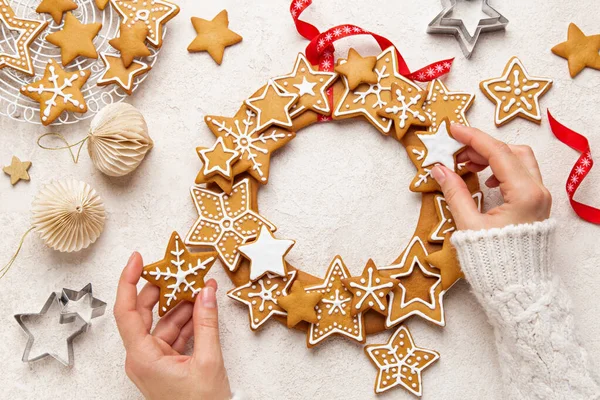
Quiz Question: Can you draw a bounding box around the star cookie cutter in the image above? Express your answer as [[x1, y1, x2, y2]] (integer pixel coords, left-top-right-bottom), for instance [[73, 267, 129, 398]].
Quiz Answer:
[[427, 0, 509, 58], [14, 292, 88, 367], [59, 283, 107, 330]]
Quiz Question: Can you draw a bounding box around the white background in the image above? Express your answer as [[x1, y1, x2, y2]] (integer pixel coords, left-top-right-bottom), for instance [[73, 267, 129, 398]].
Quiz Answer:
[[1, 0, 600, 399]]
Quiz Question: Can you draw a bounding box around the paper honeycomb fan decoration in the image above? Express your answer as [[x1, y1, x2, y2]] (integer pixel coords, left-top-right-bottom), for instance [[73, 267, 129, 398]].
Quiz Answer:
[[87, 103, 153, 177], [32, 179, 106, 252]]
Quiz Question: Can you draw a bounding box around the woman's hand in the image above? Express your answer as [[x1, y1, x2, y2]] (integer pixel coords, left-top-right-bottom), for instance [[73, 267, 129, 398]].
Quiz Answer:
[[114, 252, 232, 400], [431, 124, 552, 231]]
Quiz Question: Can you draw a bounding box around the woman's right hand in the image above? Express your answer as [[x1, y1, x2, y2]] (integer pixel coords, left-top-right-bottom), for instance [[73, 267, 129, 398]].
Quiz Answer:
[[431, 124, 552, 231]]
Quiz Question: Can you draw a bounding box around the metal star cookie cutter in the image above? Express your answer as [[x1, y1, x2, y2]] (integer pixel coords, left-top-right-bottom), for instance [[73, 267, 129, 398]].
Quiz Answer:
[[427, 0, 509, 58], [59, 283, 107, 330], [14, 292, 88, 367]]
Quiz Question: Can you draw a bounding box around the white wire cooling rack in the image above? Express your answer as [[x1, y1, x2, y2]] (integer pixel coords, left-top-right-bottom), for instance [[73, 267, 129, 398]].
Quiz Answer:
[[0, 0, 163, 125]]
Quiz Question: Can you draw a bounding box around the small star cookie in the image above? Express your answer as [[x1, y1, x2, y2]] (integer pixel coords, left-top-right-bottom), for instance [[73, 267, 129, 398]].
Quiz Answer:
[[46, 13, 102, 65], [185, 178, 277, 272], [415, 119, 465, 171], [381, 236, 445, 327], [365, 325, 439, 396], [406, 144, 468, 193], [245, 81, 299, 132], [377, 82, 431, 141], [552, 23, 600, 78], [3, 156, 31, 185], [480, 56, 553, 126], [97, 52, 150, 95], [109, 22, 151, 68], [272, 52, 338, 117], [187, 10, 242, 65], [305, 256, 365, 347], [0, 0, 48, 76], [334, 48, 377, 90], [423, 79, 475, 131], [425, 237, 463, 291], [239, 225, 295, 282], [342, 259, 398, 316], [429, 192, 482, 243], [36, 0, 77, 24], [278, 280, 323, 328], [110, 0, 180, 48], [227, 271, 296, 331], [142, 232, 216, 316], [195, 136, 240, 181], [20, 59, 90, 125]]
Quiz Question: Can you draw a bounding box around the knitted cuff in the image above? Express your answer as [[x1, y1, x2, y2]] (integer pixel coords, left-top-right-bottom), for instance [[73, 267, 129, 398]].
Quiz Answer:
[[451, 219, 556, 296], [230, 391, 245, 400]]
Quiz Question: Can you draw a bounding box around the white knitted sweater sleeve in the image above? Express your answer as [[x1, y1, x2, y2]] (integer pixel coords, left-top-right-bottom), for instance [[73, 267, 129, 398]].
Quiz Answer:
[[451, 219, 600, 400]]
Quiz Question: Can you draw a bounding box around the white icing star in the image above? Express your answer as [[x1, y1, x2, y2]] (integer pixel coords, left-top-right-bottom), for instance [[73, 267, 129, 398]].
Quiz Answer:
[[416, 120, 465, 170], [293, 76, 317, 96], [239, 225, 295, 281]]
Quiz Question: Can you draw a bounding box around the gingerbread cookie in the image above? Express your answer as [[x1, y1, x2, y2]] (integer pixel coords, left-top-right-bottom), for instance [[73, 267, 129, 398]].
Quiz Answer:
[[415, 119, 465, 171], [423, 79, 475, 131], [187, 10, 242, 65], [429, 192, 483, 243], [228, 271, 296, 330], [198, 105, 295, 192], [377, 82, 431, 141], [109, 22, 151, 68], [20, 59, 90, 125], [97, 52, 150, 95], [425, 237, 463, 291], [184, 178, 276, 272], [305, 256, 365, 347], [273, 52, 338, 117], [95, 0, 109, 10], [365, 325, 440, 396], [3, 156, 31, 185], [0, 0, 48, 76], [278, 280, 323, 328], [552, 23, 600, 78], [381, 236, 445, 327], [342, 259, 398, 316], [239, 225, 295, 282], [245, 81, 299, 132], [110, 0, 180, 48], [334, 48, 377, 90], [36, 0, 77, 24], [46, 13, 101, 65], [480, 57, 553, 126], [142, 232, 216, 316], [196, 137, 240, 181], [406, 144, 468, 193]]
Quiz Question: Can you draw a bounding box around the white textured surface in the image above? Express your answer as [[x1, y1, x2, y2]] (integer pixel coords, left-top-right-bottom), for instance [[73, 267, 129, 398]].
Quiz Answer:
[[1, 0, 600, 399]]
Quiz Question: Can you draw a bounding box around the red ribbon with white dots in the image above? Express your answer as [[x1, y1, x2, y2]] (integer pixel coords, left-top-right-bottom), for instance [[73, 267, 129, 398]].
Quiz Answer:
[[289, 0, 453, 120], [548, 111, 599, 224]]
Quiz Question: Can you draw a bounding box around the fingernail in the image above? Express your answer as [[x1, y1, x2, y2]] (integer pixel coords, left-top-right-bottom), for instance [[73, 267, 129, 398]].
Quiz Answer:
[[451, 122, 463, 126], [127, 252, 136, 264], [202, 286, 216, 308], [431, 165, 446, 184]]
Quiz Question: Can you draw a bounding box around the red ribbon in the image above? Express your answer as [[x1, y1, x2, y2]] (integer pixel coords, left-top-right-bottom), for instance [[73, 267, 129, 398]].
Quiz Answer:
[[547, 111, 599, 224]]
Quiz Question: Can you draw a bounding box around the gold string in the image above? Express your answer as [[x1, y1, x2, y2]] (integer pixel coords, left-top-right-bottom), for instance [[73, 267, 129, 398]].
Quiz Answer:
[[0, 227, 34, 280], [37, 132, 89, 164]]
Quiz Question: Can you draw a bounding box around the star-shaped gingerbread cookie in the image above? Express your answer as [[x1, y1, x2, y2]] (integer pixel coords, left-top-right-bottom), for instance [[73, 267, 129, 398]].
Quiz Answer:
[[480, 56, 553, 126], [377, 81, 431, 141], [381, 236, 445, 327], [3, 156, 31, 185], [423, 79, 475, 132], [97, 52, 150, 95], [187, 10, 242, 65], [227, 271, 296, 330], [342, 259, 398, 316], [196, 136, 240, 181], [425, 237, 463, 291], [334, 48, 377, 90], [36, 0, 77, 24], [0, 0, 48, 76], [278, 280, 323, 328], [552, 23, 600, 78], [245, 81, 299, 132], [20, 59, 90, 125], [142, 232, 216, 316], [273, 52, 338, 117], [305, 256, 365, 347], [110, 0, 180, 48], [185, 178, 276, 272], [46, 13, 101, 65], [429, 192, 483, 243], [109, 22, 151, 68], [238, 225, 295, 282]]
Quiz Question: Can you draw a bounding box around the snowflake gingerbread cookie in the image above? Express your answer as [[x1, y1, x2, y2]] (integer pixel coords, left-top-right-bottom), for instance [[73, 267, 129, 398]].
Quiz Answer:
[[341, 259, 398, 316], [480, 57, 553, 126], [142, 232, 216, 316]]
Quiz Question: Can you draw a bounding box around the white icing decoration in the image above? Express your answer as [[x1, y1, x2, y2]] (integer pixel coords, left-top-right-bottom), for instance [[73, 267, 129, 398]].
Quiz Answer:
[[293, 76, 317, 97], [348, 266, 395, 311], [430, 192, 483, 242], [416, 120, 465, 170], [423, 79, 474, 131], [198, 136, 240, 178], [238, 225, 295, 281], [97, 52, 150, 93], [110, 0, 179, 46], [244, 80, 298, 132], [383, 86, 427, 129]]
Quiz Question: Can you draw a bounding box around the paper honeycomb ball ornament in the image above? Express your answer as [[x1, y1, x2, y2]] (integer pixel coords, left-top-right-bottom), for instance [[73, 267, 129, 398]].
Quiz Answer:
[[32, 179, 106, 252], [87, 103, 153, 177]]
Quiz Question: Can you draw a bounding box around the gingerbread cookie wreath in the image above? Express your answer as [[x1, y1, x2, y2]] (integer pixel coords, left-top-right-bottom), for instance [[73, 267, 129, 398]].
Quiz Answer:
[[143, 46, 481, 396]]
